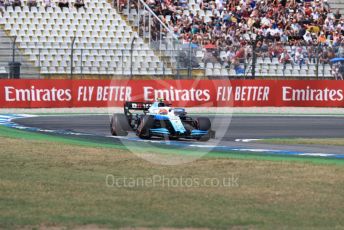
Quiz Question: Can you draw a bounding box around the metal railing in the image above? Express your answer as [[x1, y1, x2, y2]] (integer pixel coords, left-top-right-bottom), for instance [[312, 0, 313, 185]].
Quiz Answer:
[[113, 0, 178, 44], [113, 0, 182, 74]]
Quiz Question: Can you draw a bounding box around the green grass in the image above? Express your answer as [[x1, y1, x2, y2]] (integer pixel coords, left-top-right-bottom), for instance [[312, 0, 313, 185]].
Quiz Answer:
[[0, 127, 344, 229], [0, 126, 342, 166], [258, 138, 344, 146]]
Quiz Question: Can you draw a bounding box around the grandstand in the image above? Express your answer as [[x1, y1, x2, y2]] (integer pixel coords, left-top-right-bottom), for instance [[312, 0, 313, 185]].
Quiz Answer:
[[0, 0, 343, 78], [0, 0, 172, 76]]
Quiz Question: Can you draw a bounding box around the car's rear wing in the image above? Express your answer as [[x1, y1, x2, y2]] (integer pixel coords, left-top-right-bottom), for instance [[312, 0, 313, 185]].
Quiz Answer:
[[125, 102, 152, 110], [124, 102, 152, 116]]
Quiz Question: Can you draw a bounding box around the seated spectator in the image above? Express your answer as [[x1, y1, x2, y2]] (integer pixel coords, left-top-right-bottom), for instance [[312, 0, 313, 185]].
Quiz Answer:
[[146, 0, 155, 9], [319, 48, 335, 64], [27, 0, 37, 11], [279, 50, 294, 68], [233, 61, 246, 75], [317, 32, 328, 44], [12, 0, 22, 10], [224, 47, 235, 68], [117, 0, 126, 12], [303, 31, 314, 44], [43, 0, 52, 10], [2, 0, 11, 11], [0, 0, 4, 15], [334, 9, 342, 23], [74, 0, 85, 11], [332, 62, 344, 80], [58, 0, 69, 9], [294, 47, 307, 69], [178, 0, 188, 10], [338, 63, 344, 80]]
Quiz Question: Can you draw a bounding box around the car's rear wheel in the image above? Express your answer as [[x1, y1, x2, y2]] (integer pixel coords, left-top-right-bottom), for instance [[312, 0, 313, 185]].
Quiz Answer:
[[197, 117, 211, 131], [110, 114, 130, 136], [197, 117, 211, 141]]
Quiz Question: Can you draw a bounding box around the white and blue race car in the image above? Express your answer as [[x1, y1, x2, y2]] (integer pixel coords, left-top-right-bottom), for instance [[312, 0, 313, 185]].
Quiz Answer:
[[110, 99, 215, 141]]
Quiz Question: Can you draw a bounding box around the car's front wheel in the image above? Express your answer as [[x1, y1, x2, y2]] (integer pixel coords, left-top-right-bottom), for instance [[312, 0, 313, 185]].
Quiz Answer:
[[110, 114, 130, 136]]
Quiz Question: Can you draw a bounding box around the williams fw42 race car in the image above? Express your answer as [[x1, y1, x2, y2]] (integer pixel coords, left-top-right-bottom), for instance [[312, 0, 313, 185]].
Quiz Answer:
[[110, 100, 215, 141]]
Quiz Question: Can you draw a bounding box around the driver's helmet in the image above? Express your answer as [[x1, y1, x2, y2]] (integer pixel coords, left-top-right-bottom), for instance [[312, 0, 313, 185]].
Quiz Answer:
[[157, 98, 166, 107]]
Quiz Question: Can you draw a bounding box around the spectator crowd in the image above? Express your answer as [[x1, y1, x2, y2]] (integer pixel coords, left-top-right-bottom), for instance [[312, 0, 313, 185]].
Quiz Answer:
[[0, 0, 343, 70], [128, 0, 344, 66], [0, 0, 86, 12]]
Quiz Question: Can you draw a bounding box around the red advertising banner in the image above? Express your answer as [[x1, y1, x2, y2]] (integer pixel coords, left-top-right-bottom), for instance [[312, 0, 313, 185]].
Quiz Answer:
[[0, 79, 343, 108]]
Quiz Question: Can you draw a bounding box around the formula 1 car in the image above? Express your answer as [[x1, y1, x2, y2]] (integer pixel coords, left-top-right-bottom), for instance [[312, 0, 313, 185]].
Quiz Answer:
[[110, 99, 215, 141]]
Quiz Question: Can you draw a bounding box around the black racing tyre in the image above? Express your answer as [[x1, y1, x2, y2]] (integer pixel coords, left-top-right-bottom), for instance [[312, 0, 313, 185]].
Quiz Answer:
[[197, 117, 211, 142], [197, 117, 211, 131], [110, 114, 130, 136], [137, 115, 154, 139]]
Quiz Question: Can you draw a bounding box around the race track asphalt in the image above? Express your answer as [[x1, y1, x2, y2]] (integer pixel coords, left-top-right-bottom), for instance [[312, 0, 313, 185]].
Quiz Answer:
[[13, 115, 344, 155]]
